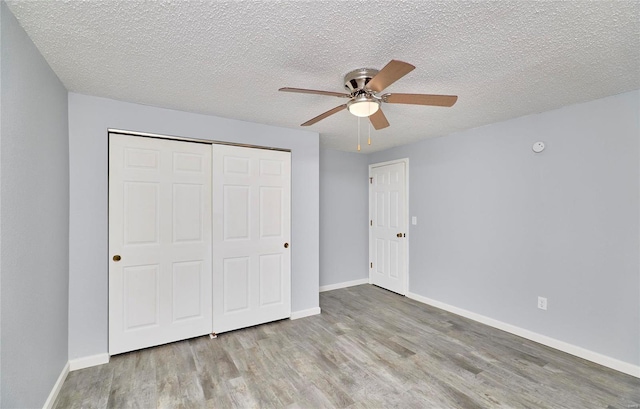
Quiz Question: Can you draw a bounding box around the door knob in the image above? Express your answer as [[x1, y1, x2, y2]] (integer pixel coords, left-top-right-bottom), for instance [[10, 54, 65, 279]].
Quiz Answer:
[[396, 233, 403, 238], [113, 255, 121, 262], [284, 243, 289, 248]]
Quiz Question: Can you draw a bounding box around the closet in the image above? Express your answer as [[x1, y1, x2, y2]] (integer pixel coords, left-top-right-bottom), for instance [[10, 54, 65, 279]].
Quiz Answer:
[[108, 133, 291, 355]]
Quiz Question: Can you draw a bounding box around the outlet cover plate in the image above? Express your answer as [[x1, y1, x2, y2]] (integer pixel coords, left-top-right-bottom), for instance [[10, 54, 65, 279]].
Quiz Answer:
[[538, 296, 548, 310]]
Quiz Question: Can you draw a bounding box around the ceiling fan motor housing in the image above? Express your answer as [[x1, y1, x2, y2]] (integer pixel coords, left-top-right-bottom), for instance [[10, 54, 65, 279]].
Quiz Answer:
[[344, 68, 379, 93]]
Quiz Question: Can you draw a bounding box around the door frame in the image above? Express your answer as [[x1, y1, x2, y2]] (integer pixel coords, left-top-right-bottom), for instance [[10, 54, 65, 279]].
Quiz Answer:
[[368, 158, 410, 295]]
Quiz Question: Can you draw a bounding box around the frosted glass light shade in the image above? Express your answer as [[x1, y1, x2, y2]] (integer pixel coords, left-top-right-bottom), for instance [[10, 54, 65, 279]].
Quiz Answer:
[[348, 98, 380, 117]]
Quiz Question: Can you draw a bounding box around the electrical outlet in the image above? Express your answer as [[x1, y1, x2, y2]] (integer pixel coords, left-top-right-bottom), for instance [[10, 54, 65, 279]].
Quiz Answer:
[[537, 296, 547, 310]]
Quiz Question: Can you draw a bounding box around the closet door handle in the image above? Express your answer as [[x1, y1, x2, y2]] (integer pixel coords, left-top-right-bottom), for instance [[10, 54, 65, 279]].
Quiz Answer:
[[113, 255, 121, 262], [284, 243, 289, 249]]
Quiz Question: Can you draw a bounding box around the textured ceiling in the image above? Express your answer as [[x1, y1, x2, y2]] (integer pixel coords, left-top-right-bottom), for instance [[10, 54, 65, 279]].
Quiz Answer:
[[6, 1, 640, 152]]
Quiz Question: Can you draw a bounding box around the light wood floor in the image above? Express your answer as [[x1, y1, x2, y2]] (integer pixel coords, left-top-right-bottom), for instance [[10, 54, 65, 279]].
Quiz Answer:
[[53, 284, 639, 408]]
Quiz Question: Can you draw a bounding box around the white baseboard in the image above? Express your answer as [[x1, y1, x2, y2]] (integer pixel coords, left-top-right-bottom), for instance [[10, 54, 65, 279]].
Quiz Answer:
[[43, 361, 69, 409], [406, 292, 640, 378], [69, 353, 110, 371], [320, 278, 369, 292], [290, 307, 321, 320]]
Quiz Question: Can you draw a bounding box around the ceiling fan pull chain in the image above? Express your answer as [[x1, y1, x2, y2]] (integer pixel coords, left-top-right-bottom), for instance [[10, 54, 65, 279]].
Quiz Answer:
[[368, 121, 371, 146], [357, 117, 361, 151]]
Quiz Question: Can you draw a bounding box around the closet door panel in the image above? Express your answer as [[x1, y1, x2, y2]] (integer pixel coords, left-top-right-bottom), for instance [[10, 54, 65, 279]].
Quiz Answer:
[[213, 145, 291, 333], [109, 134, 212, 355]]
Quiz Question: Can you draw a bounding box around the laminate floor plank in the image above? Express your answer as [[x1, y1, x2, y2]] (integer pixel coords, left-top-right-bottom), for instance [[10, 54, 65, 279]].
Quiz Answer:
[[79, 363, 114, 409], [53, 284, 639, 408], [105, 351, 139, 409], [52, 370, 86, 409], [226, 376, 260, 409], [156, 373, 181, 409]]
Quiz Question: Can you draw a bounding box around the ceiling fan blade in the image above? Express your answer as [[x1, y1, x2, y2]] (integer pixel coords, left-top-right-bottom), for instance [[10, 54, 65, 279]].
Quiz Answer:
[[366, 60, 415, 93], [279, 87, 349, 98], [301, 104, 347, 126], [369, 108, 390, 130], [384, 93, 458, 107]]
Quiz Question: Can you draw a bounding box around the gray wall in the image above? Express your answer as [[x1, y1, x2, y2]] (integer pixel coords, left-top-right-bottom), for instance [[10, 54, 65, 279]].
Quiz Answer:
[[369, 90, 640, 366], [68, 93, 319, 360], [319, 149, 369, 287], [1, 2, 70, 407], [1, 4, 3, 403]]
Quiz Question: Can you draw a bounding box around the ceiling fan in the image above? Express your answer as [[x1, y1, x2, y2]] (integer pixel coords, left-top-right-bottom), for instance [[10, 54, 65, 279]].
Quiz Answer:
[[279, 60, 458, 130]]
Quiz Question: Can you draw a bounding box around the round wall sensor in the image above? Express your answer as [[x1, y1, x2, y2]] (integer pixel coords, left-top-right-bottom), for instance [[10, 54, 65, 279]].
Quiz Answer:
[[532, 142, 545, 153]]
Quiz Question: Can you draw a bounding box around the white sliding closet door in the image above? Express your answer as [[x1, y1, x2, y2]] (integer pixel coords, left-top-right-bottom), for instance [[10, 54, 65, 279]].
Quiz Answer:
[[212, 145, 291, 334], [109, 134, 213, 355]]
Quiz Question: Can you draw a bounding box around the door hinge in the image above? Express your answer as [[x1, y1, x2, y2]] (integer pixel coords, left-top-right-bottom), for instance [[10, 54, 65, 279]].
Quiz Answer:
[[370, 262, 373, 268], [369, 177, 373, 184], [370, 220, 372, 226]]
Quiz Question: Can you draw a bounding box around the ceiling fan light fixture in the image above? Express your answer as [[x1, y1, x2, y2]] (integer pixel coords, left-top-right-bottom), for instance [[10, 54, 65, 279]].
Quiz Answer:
[[279, 60, 457, 129], [347, 95, 380, 117]]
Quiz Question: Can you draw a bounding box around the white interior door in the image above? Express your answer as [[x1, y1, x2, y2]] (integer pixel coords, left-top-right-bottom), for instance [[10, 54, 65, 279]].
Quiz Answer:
[[370, 160, 408, 295], [109, 134, 212, 355], [212, 145, 291, 334]]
